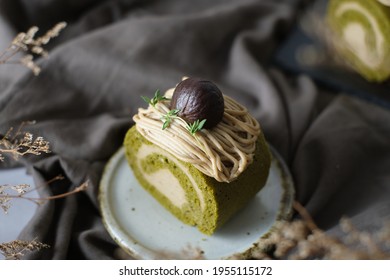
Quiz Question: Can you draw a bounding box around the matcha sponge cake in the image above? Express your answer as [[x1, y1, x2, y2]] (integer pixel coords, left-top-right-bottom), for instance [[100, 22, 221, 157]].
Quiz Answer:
[[124, 77, 271, 235]]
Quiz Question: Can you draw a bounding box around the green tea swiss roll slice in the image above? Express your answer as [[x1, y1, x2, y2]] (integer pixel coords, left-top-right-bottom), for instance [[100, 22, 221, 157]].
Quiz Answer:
[[124, 78, 271, 235], [124, 126, 270, 235], [327, 0, 390, 82]]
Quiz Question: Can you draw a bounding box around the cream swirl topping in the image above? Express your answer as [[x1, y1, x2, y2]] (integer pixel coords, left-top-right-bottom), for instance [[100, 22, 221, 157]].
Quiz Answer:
[[133, 84, 260, 183]]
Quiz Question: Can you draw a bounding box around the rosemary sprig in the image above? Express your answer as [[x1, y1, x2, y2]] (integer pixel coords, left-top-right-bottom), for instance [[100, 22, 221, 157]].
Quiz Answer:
[[161, 109, 180, 130], [142, 89, 170, 107], [186, 119, 207, 135]]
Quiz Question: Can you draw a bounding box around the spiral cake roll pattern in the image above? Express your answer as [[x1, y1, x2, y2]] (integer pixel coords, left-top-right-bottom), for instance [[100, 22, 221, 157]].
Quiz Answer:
[[327, 0, 390, 82], [124, 126, 271, 235]]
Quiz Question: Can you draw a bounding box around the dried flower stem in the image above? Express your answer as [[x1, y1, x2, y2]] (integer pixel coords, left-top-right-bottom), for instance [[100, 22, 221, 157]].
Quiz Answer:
[[0, 237, 49, 260], [292, 201, 319, 231], [1, 23, 69, 260], [8, 181, 88, 202], [22, 174, 65, 195], [0, 180, 89, 214], [0, 22, 66, 75], [0, 121, 50, 161]]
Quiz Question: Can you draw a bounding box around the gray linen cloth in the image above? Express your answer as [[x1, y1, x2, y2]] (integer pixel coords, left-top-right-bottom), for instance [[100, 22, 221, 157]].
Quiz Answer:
[[0, 0, 389, 259]]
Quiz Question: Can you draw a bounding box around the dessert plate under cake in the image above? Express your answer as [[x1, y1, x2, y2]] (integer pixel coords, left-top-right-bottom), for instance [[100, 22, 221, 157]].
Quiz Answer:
[[99, 146, 294, 260]]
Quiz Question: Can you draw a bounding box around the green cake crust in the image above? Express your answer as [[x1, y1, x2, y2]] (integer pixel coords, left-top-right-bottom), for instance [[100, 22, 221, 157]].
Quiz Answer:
[[124, 126, 271, 235]]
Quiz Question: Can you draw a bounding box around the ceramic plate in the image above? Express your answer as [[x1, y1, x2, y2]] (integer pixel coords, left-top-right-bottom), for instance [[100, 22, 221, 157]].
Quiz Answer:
[[99, 146, 294, 259]]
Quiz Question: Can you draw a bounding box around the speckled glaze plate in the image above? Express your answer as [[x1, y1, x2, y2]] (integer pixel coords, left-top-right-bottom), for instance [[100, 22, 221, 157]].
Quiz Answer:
[[99, 146, 294, 260]]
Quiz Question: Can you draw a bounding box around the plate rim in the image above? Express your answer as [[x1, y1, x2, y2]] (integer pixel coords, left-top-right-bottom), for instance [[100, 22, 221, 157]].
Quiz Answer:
[[99, 145, 295, 260]]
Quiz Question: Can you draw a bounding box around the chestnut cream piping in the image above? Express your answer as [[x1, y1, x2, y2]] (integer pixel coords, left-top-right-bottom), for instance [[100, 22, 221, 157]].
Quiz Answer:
[[133, 88, 260, 183]]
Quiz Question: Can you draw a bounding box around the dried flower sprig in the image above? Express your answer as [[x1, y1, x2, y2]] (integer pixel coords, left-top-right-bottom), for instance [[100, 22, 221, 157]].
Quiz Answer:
[[142, 90, 170, 107], [0, 178, 88, 259], [0, 238, 49, 260], [0, 122, 50, 161], [0, 23, 76, 260], [0, 184, 29, 213], [0, 22, 66, 75], [0, 180, 89, 214]]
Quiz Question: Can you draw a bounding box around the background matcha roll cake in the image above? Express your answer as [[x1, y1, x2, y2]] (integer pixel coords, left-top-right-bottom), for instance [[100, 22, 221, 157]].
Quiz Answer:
[[124, 78, 271, 235], [327, 0, 390, 82]]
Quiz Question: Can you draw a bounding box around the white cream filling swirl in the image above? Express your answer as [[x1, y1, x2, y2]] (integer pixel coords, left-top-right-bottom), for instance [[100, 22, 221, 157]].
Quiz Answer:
[[133, 85, 260, 183], [335, 1, 385, 69]]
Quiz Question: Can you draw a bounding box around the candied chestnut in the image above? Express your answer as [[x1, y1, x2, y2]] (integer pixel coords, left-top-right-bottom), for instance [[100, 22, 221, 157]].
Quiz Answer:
[[170, 78, 224, 129]]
